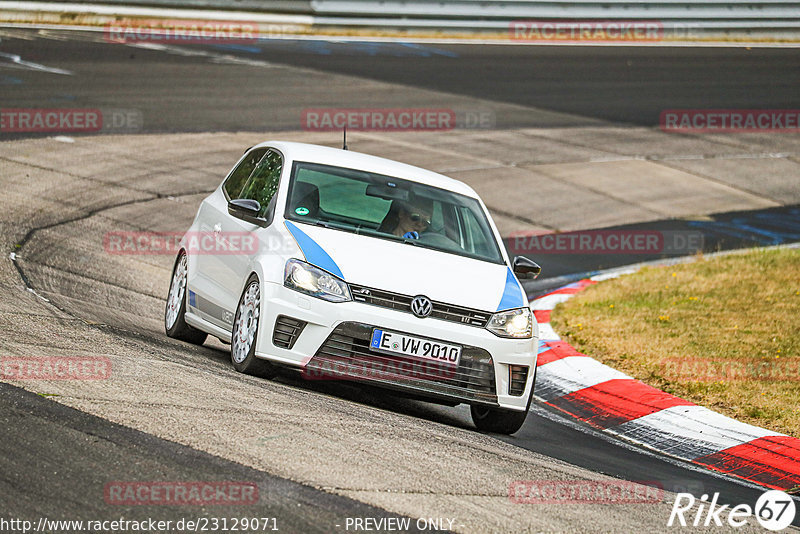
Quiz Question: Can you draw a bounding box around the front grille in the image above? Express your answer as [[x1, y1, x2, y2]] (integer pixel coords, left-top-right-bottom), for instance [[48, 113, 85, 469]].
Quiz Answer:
[[272, 315, 307, 349], [509, 365, 529, 396], [304, 322, 497, 405], [349, 284, 492, 328]]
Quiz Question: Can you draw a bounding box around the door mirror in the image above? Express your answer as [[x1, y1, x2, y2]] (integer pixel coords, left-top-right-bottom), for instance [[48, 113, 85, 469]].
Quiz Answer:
[[228, 198, 267, 227], [512, 256, 541, 280]]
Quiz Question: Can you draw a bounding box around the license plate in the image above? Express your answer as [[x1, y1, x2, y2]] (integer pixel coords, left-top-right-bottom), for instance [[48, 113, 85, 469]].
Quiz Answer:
[[370, 329, 461, 366]]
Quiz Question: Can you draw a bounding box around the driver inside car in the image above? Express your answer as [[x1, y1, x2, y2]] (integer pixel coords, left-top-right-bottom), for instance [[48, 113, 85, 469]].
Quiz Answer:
[[379, 196, 433, 240]]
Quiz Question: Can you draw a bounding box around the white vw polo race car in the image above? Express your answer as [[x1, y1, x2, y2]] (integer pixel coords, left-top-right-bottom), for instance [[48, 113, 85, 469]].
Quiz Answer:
[[165, 141, 541, 434]]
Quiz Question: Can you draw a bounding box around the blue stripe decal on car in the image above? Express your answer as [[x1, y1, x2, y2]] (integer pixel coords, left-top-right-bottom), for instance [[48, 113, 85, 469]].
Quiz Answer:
[[284, 221, 345, 279], [497, 267, 526, 311], [188, 289, 196, 307]]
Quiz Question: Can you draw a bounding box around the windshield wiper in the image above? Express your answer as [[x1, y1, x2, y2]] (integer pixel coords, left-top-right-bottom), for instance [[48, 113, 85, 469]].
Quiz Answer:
[[307, 219, 350, 231]]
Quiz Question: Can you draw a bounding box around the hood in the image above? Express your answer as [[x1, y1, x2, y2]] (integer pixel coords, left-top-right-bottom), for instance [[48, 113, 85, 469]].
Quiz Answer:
[[284, 221, 526, 312]]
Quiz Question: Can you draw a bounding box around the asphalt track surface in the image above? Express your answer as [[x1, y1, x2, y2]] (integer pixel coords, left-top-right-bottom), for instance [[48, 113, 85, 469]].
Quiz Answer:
[[223, 41, 800, 127], [0, 29, 798, 133], [0, 382, 429, 532], [1, 28, 800, 531]]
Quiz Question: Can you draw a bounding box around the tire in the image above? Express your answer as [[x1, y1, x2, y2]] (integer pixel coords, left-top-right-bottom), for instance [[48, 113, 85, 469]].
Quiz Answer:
[[165, 251, 208, 345], [231, 275, 278, 378], [471, 360, 537, 435], [470, 405, 529, 435], [472, 358, 538, 434]]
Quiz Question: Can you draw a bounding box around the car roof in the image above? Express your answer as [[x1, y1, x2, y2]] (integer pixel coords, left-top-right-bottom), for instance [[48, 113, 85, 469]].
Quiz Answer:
[[255, 141, 479, 198]]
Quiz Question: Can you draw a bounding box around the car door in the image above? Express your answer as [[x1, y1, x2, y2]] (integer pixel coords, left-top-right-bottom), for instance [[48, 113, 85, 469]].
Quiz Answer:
[[189, 147, 269, 330], [214, 148, 284, 322]]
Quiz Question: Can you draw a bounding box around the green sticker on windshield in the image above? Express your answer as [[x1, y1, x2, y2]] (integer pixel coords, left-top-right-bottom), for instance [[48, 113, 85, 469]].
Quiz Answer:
[[295, 207, 309, 216]]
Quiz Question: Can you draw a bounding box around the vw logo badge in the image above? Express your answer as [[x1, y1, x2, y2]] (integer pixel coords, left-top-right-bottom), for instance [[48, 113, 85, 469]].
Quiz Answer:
[[410, 295, 433, 318]]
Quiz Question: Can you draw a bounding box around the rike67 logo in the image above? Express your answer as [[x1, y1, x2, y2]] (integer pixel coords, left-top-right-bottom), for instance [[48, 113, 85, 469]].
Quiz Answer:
[[668, 490, 796, 531]]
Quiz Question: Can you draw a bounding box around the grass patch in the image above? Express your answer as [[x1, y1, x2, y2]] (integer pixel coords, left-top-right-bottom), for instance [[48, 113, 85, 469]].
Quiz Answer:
[[551, 247, 800, 437]]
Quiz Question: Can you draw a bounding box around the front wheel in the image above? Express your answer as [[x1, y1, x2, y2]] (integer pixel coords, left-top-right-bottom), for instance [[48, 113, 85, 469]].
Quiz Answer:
[[470, 405, 529, 435], [231, 275, 277, 378], [165, 251, 207, 345]]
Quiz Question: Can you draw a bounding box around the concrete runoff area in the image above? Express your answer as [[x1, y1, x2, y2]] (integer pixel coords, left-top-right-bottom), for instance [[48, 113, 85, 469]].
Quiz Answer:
[[1, 129, 797, 532]]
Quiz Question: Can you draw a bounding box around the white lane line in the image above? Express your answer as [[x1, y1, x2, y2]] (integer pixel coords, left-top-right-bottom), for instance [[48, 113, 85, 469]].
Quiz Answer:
[[590, 269, 636, 282], [531, 292, 573, 311], [536, 356, 631, 401], [610, 405, 783, 460], [125, 42, 288, 69], [0, 51, 72, 74]]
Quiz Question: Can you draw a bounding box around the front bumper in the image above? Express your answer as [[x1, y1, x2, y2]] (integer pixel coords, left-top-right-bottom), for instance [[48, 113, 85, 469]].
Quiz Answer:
[[305, 321, 498, 407], [255, 282, 538, 410]]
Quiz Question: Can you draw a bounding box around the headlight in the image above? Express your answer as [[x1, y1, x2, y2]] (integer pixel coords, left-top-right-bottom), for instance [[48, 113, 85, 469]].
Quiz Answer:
[[284, 259, 351, 303], [486, 307, 533, 338]]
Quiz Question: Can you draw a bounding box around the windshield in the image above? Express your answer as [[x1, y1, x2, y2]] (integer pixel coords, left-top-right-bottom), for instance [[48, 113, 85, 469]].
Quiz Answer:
[[284, 162, 504, 264]]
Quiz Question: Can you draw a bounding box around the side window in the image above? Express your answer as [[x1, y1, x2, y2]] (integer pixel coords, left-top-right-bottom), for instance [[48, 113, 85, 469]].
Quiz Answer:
[[238, 150, 283, 218], [459, 206, 493, 256], [223, 148, 268, 199]]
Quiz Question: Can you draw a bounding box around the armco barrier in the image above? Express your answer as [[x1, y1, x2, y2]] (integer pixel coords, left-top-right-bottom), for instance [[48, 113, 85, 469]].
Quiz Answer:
[[312, 0, 800, 20], [39, 0, 312, 13], [23, 0, 800, 36]]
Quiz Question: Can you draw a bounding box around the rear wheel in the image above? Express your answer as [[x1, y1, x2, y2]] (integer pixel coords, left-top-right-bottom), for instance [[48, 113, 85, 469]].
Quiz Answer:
[[165, 251, 207, 345], [231, 275, 277, 378], [470, 405, 529, 435]]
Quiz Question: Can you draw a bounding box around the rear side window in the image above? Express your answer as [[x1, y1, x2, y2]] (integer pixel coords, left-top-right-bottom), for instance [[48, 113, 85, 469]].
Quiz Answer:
[[238, 150, 283, 218], [223, 147, 268, 199]]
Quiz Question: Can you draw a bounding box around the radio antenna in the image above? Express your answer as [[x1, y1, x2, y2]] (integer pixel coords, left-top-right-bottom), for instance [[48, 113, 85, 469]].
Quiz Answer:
[[342, 126, 348, 150]]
